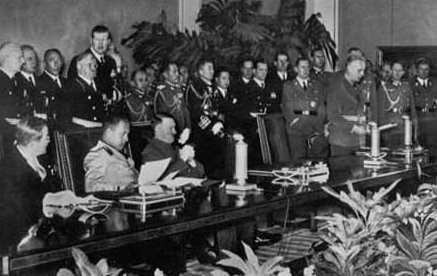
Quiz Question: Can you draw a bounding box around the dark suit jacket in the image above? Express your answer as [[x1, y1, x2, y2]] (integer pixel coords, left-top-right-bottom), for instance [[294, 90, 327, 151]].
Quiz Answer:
[[0, 146, 59, 253], [35, 72, 67, 122], [141, 138, 205, 180], [68, 48, 116, 98], [64, 77, 105, 122]]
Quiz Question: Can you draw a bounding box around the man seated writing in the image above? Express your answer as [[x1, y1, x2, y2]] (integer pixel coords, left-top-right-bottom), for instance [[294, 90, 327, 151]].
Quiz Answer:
[[83, 113, 137, 192], [141, 113, 205, 180]]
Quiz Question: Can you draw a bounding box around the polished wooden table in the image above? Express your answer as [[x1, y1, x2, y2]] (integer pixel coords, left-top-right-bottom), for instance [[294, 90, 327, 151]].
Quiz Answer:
[[1, 185, 288, 275]]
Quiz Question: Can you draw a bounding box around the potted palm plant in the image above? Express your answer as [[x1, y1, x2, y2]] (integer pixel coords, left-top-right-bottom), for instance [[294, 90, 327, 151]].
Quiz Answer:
[[121, 0, 337, 72]]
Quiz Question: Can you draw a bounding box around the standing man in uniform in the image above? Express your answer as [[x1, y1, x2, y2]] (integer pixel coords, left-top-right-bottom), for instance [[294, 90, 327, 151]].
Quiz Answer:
[[0, 42, 25, 157], [15, 45, 38, 116], [282, 57, 328, 161], [327, 55, 376, 156], [265, 52, 292, 162], [309, 47, 331, 86], [229, 58, 254, 101], [68, 25, 117, 106], [410, 57, 437, 148], [378, 61, 417, 148], [65, 52, 105, 125], [35, 49, 67, 125], [186, 59, 227, 178], [154, 62, 191, 143]]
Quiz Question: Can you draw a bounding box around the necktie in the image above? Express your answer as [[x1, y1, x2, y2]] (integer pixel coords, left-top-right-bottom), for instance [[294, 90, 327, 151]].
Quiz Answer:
[[100, 56, 105, 64], [303, 81, 307, 91], [28, 76, 35, 86], [55, 77, 62, 88], [91, 81, 97, 92]]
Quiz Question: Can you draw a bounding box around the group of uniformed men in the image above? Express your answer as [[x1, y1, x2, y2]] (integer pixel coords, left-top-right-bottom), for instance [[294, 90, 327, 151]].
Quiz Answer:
[[1, 23, 437, 182]]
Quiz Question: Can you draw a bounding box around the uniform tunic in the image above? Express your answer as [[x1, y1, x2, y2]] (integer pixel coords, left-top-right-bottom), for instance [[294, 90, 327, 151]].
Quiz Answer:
[[154, 81, 191, 133], [35, 71, 68, 125], [282, 78, 328, 160], [186, 78, 226, 178], [378, 80, 417, 148], [326, 73, 378, 156], [125, 88, 155, 122], [64, 77, 105, 123], [83, 140, 138, 192]]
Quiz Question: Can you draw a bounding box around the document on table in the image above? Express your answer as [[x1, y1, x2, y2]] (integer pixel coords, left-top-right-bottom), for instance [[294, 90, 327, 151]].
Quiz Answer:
[[156, 177, 204, 189], [138, 158, 171, 185]]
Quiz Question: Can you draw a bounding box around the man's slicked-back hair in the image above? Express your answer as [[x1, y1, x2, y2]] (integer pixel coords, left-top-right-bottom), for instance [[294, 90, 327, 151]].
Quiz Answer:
[[91, 25, 110, 38], [44, 48, 63, 63], [152, 113, 175, 130], [345, 54, 366, 67], [310, 47, 323, 58], [415, 57, 431, 68], [295, 57, 310, 67], [275, 51, 289, 61], [102, 111, 129, 132], [15, 116, 47, 146], [196, 58, 214, 72]]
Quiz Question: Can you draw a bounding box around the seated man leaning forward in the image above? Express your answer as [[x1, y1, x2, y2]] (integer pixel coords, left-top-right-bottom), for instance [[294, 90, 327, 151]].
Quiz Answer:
[[84, 113, 137, 192], [142, 113, 205, 180]]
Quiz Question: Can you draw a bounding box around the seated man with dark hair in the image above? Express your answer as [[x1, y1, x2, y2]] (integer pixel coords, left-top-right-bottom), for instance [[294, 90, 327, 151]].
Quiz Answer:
[[142, 113, 204, 180], [83, 113, 137, 192]]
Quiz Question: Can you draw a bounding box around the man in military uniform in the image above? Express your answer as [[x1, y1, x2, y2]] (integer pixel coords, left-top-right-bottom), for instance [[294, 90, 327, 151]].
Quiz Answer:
[[265, 52, 292, 162], [15, 45, 38, 116], [410, 57, 437, 148], [35, 49, 67, 126], [233, 60, 271, 166], [282, 57, 328, 161], [126, 69, 155, 123], [142, 113, 205, 179], [186, 59, 227, 178], [229, 58, 254, 101], [378, 61, 417, 148], [327, 55, 377, 156], [154, 62, 191, 143], [0, 42, 25, 156], [309, 47, 331, 86], [68, 25, 117, 103], [84, 114, 137, 192], [65, 52, 105, 125]]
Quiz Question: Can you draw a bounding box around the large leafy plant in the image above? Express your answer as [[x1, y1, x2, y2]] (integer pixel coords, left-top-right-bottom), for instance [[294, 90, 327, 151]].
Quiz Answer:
[[122, 0, 337, 72], [210, 241, 291, 276]]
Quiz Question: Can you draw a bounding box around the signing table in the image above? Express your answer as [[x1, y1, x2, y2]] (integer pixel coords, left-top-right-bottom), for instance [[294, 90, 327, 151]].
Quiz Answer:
[[2, 152, 437, 275]]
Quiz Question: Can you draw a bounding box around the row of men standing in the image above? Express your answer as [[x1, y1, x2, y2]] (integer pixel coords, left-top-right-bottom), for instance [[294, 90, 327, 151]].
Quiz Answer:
[[0, 25, 118, 157]]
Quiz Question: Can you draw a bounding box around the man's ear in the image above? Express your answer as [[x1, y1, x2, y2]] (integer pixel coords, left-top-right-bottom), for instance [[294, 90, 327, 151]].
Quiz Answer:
[[294, 66, 298, 74]]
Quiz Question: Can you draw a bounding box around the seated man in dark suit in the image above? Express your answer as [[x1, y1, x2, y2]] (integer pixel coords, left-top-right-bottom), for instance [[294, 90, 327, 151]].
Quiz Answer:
[[0, 117, 59, 253], [35, 48, 67, 125], [142, 113, 204, 180]]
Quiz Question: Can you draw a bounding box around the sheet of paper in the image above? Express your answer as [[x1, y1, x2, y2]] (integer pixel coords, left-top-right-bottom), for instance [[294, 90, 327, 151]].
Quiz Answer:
[[156, 177, 204, 189], [138, 158, 171, 185]]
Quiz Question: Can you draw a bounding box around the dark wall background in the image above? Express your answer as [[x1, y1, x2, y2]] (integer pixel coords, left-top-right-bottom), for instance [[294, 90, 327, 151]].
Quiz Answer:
[[0, 0, 178, 75], [338, 0, 437, 65]]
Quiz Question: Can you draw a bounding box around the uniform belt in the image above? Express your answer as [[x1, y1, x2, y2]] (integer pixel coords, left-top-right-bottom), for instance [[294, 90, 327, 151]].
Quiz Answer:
[[294, 110, 317, 116]]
